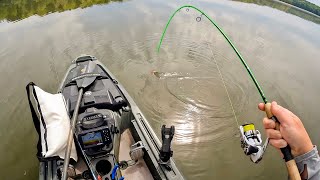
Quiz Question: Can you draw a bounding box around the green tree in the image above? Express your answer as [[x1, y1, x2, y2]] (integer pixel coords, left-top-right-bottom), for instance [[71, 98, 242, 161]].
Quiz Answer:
[[279, 0, 320, 16], [0, 0, 122, 22], [233, 0, 320, 25]]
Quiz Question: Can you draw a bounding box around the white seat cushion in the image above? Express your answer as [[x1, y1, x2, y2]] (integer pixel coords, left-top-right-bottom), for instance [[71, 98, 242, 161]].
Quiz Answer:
[[34, 86, 77, 161]]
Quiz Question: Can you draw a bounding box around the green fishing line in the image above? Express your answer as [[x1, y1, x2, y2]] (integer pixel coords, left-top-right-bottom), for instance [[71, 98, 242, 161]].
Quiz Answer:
[[156, 5, 268, 104]]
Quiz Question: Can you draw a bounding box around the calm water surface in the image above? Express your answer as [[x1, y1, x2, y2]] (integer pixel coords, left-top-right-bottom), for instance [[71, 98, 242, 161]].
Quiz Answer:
[[0, 0, 319, 179]]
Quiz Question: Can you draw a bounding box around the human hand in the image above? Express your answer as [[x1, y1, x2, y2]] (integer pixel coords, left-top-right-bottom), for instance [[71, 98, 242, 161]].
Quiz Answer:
[[258, 101, 313, 157]]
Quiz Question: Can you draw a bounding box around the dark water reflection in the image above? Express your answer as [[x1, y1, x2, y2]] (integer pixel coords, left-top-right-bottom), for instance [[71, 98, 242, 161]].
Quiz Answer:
[[233, 0, 320, 25], [0, 0, 123, 22], [0, 0, 319, 179]]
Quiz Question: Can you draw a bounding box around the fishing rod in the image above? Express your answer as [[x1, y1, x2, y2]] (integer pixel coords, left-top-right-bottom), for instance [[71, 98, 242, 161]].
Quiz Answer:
[[156, 5, 300, 180]]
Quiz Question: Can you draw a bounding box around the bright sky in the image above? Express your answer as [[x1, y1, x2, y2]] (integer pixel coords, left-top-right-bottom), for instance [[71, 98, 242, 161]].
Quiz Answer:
[[306, 0, 320, 7]]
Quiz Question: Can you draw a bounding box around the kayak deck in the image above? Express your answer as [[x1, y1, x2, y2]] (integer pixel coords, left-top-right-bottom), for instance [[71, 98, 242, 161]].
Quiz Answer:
[[118, 129, 153, 180], [53, 55, 184, 180], [73, 129, 153, 180]]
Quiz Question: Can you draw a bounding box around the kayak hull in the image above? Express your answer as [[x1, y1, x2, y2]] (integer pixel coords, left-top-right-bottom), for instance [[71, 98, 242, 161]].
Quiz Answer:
[[37, 55, 184, 180]]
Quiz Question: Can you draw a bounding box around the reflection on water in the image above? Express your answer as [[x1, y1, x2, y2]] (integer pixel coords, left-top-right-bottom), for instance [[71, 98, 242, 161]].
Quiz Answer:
[[175, 104, 200, 144], [0, 0, 320, 179], [0, 0, 123, 22], [152, 70, 183, 79], [233, 0, 320, 24]]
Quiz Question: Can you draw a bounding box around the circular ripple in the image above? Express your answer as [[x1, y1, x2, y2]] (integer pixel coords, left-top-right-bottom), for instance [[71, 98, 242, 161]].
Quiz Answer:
[[132, 34, 251, 121], [165, 75, 247, 118]]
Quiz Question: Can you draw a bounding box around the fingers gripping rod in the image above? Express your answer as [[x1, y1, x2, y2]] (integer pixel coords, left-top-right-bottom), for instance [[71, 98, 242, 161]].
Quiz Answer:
[[157, 5, 300, 180]]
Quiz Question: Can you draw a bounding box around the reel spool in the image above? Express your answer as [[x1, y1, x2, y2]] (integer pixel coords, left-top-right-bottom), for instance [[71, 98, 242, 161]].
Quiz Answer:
[[240, 123, 265, 163]]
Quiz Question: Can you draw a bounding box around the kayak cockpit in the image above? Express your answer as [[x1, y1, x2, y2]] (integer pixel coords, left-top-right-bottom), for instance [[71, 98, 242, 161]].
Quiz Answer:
[[27, 55, 184, 180]]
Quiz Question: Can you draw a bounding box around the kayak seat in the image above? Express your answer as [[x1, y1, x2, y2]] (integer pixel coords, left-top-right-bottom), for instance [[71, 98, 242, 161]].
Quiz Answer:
[[63, 78, 127, 115]]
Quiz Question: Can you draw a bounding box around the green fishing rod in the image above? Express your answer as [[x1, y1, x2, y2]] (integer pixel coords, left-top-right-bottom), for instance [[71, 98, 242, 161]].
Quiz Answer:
[[156, 5, 300, 180]]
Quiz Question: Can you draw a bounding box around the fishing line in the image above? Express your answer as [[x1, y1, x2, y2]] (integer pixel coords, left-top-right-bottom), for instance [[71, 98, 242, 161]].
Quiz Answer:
[[156, 6, 301, 178], [207, 42, 240, 127], [200, 25, 240, 126], [156, 5, 268, 104]]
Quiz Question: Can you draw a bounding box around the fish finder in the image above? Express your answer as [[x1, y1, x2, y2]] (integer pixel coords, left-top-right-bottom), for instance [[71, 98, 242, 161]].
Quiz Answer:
[[78, 127, 112, 149], [76, 111, 114, 156]]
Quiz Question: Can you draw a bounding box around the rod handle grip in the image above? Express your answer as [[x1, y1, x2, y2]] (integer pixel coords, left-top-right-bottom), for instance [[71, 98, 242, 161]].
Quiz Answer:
[[265, 103, 301, 180]]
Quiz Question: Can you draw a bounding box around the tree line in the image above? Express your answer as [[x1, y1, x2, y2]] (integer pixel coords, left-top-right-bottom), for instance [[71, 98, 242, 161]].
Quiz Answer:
[[279, 0, 320, 16], [233, 0, 320, 25], [0, 0, 122, 22]]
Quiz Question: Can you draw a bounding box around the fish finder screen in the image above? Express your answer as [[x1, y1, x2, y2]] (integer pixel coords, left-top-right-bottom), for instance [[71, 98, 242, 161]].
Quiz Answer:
[[81, 132, 103, 148]]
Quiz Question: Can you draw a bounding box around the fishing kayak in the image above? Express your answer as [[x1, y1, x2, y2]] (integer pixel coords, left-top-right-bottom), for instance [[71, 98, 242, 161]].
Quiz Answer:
[[29, 55, 184, 180]]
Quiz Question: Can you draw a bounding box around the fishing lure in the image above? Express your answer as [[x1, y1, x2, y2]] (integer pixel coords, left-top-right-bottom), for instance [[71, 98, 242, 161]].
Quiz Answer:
[[156, 5, 300, 180]]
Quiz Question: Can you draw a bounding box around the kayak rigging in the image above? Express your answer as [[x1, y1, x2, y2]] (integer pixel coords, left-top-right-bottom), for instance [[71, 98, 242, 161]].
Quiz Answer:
[[157, 5, 300, 179], [27, 56, 184, 180]]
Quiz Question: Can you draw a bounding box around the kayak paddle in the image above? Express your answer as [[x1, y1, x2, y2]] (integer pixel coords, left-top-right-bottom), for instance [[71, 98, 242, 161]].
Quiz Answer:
[[62, 60, 99, 180]]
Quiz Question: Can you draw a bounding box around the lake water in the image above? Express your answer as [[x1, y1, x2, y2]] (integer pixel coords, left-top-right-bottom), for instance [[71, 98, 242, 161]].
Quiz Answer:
[[0, 0, 319, 179]]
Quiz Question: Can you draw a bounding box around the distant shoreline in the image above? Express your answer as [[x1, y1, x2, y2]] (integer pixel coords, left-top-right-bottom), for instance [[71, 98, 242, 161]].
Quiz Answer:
[[277, 0, 320, 17]]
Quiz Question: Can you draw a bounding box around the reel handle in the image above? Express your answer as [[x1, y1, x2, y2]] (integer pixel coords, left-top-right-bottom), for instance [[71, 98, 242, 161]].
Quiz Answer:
[[265, 103, 301, 180]]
